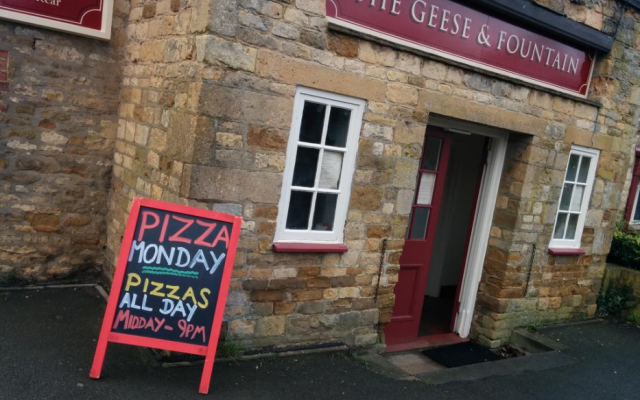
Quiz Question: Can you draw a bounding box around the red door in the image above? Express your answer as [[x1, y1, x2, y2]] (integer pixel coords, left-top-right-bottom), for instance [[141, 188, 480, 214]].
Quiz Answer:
[[385, 127, 452, 345]]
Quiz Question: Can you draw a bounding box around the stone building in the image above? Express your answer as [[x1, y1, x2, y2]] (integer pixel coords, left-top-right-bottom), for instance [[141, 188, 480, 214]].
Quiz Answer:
[[2, 0, 640, 351]]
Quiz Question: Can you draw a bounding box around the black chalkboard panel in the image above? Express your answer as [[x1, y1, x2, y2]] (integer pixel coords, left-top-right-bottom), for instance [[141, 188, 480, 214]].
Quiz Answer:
[[110, 206, 234, 346]]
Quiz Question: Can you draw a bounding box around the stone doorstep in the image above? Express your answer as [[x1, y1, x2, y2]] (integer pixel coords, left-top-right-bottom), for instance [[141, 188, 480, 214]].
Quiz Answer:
[[383, 352, 445, 375], [362, 348, 576, 386], [510, 327, 569, 354], [359, 326, 582, 385], [415, 351, 577, 386]]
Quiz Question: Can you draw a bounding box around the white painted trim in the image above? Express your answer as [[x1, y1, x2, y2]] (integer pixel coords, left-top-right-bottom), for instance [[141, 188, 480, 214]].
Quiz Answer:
[[274, 87, 365, 245], [327, 17, 593, 100], [0, 1, 113, 40], [631, 185, 640, 224], [430, 118, 509, 338], [549, 145, 600, 249]]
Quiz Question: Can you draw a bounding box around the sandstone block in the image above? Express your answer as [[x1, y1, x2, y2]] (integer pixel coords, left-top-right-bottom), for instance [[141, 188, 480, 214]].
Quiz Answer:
[[255, 315, 285, 337], [229, 319, 255, 338], [183, 165, 282, 203], [25, 213, 60, 232], [350, 186, 382, 211], [328, 33, 358, 58], [256, 50, 386, 101], [247, 125, 288, 150], [200, 36, 257, 72]]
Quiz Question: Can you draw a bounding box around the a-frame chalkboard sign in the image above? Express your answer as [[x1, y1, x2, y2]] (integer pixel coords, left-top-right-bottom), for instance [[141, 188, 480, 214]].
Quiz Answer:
[[90, 198, 242, 394]]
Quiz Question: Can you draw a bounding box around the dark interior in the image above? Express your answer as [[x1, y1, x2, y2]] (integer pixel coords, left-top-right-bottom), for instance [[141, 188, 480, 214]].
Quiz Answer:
[[418, 132, 487, 337]]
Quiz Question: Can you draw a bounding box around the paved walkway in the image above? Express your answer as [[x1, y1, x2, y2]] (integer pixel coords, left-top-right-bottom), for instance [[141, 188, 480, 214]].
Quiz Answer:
[[1, 286, 639, 399]]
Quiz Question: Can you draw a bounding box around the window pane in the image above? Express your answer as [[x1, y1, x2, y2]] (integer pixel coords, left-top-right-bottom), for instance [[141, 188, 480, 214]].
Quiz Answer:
[[565, 214, 579, 240], [286, 191, 313, 229], [299, 102, 326, 144], [577, 157, 591, 183], [292, 147, 319, 187], [416, 173, 436, 205], [559, 183, 574, 211], [422, 137, 442, 171], [553, 213, 568, 239], [634, 193, 640, 222], [410, 208, 430, 239], [570, 185, 585, 212], [312, 193, 338, 231], [566, 154, 580, 182], [318, 151, 343, 189], [325, 107, 351, 147]]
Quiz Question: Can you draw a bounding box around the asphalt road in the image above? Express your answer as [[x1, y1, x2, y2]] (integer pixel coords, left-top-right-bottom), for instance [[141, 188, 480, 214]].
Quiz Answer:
[[1, 286, 639, 399]]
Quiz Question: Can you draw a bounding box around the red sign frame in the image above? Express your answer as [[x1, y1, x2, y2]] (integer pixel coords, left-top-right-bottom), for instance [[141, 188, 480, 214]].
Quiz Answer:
[[0, 0, 113, 40], [90, 198, 242, 394], [326, 0, 595, 98]]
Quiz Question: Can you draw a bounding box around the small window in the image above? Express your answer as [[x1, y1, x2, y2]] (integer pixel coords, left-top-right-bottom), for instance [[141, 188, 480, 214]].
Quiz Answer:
[[624, 147, 640, 226], [630, 185, 640, 224], [274, 87, 365, 245], [549, 146, 599, 250]]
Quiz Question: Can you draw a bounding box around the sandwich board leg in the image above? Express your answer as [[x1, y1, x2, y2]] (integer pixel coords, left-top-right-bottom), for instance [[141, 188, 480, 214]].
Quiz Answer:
[[90, 336, 109, 379], [199, 349, 216, 394]]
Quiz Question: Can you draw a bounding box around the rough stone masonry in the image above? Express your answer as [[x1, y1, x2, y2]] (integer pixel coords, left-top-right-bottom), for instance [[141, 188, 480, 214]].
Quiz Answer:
[[0, 1, 130, 283], [2, 0, 640, 351]]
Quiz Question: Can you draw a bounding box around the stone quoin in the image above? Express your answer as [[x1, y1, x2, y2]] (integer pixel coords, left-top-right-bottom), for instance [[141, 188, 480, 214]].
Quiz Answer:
[[2, 0, 640, 352]]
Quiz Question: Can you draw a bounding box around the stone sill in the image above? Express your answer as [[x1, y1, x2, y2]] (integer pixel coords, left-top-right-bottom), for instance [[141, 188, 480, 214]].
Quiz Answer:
[[548, 248, 586, 256], [272, 243, 348, 253]]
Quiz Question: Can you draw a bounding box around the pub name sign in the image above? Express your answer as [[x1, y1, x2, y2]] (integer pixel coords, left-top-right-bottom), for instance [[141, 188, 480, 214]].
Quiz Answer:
[[0, 0, 113, 40], [327, 0, 595, 98]]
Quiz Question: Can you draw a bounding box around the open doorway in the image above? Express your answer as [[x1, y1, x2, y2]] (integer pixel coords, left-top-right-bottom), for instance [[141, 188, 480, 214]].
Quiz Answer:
[[385, 118, 509, 347], [418, 132, 487, 337]]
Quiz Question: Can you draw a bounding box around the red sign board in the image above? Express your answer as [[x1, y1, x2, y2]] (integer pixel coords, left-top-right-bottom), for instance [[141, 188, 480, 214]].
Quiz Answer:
[[90, 198, 242, 394], [327, 0, 595, 98], [0, 0, 113, 39]]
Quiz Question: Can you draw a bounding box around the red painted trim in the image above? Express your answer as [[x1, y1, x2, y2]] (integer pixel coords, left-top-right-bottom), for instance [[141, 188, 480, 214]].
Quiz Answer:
[[385, 126, 453, 345], [385, 333, 468, 353], [200, 214, 241, 394], [548, 248, 586, 255], [272, 242, 348, 253], [624, 176, 638, 223], [624, 154, 640, 224], [90, 197, 243, 395], [108, 332, 209, 356]]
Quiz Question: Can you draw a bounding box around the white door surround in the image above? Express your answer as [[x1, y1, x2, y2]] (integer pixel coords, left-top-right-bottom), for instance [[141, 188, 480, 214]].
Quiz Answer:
[[427, 115, 509, 338]]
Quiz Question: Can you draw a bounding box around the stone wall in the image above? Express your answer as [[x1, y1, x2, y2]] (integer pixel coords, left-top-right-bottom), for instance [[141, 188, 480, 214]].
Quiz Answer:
[[105, 0, 640, 349], [533, 0, 620, 33], [473, 3, 640, 346], [603, 263, 640, 299], [602, 263, 640, 318], [0, 2, 129, 284]]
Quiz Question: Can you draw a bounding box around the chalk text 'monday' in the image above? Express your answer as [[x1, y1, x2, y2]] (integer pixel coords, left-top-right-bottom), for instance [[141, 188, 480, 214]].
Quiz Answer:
[[128, 241, 226, 275]]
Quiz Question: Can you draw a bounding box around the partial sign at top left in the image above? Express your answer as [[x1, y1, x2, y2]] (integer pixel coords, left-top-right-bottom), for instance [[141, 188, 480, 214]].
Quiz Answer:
[[0, 0, 113, 40]]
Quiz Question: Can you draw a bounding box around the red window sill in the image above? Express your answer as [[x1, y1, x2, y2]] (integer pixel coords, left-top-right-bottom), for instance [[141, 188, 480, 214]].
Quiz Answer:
[[548, 248, 586, 256], [272, 243, 348, 253]]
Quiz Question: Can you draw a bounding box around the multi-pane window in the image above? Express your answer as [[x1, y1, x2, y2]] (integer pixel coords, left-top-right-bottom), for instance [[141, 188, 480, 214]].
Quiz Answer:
[[630, 185, 640, 224], [407, 137, 443, 239], [274, 87, 365, 244], [549, 146, 599, 249]]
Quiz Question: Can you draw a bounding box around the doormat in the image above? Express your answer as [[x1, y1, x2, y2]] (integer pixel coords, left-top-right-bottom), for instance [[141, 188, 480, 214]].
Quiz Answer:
[[422, 341, 504, 368]]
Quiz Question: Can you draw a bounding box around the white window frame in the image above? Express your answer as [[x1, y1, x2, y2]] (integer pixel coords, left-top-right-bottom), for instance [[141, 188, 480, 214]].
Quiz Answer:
[[630, 185, 640, 225], [549, 145, 600, 249], [274, 87, 365, 245]]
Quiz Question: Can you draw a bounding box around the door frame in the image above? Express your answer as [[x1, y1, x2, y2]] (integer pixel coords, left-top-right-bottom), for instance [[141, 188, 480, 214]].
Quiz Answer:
[[428, 116, 509, 338]]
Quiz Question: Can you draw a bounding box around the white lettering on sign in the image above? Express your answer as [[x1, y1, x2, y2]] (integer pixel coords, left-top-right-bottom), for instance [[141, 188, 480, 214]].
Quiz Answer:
[[353, 0, 582, 76], [36, 0, 62, 6]]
